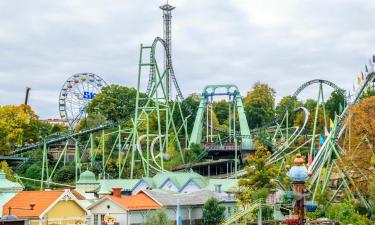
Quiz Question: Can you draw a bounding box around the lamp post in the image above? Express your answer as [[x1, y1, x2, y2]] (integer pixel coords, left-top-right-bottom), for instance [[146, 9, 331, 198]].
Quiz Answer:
[[7, 202, 36, 217]]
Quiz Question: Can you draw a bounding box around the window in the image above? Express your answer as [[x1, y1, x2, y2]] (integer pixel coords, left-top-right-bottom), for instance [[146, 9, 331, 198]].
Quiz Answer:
[[94, 214, 98, 225]]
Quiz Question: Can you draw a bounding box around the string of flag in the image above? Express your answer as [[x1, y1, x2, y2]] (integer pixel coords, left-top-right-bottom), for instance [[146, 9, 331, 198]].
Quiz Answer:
[[352, 55, 374, 92]]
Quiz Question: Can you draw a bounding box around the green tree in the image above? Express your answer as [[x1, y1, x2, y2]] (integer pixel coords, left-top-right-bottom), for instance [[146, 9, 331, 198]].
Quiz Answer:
[[238, 142, 277, 206], [144, 209, 172, 225], [212, 100, 229, 125], [243, 82, 275, 129], [202, 197, 225, 225], [53, 164, 76, 183], [87, 85, 145, 122], [0, 161, 15, 181], [325, 202, 371, 225], [179, 93, 200, 134], [275, 95, 301, 127], [24, 163, 42, 180], [76, 113, 107, 131], [325, 90, 346, 119]]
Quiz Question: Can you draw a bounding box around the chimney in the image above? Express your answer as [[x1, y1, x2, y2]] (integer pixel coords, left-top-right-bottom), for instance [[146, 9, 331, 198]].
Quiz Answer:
[[112, 188, 122, 198], [214, 184, 222, 193]]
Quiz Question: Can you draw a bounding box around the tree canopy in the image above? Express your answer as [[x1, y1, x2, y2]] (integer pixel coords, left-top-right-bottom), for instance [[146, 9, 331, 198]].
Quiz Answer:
[[87, 84, 144, 122], [243, 82, 275, 129], [202, 197, 225, 225]]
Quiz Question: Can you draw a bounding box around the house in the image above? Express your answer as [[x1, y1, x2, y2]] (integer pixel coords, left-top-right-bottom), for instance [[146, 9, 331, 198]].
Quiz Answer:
[[143, 188, 237, 225], [87, 188, 161, 225], [0, 170, 23, 218], [91, 171, 239, 196], [2, 189, 89, 225]]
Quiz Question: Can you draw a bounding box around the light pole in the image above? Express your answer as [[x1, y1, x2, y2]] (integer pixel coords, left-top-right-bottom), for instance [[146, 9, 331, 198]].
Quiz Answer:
[[7, 202, 36, 218]]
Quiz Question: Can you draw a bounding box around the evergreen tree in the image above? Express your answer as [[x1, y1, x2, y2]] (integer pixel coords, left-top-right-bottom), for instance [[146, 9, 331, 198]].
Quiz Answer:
[[202, 197, 225, 225]]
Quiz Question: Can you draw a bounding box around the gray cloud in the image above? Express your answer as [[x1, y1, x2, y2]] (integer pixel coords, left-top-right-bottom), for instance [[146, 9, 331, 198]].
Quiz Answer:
[[0, 0, 374, 118]]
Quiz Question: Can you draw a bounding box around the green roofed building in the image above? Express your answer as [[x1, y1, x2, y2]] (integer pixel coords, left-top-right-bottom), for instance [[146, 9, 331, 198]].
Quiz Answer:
[[0, 171, 23, 218], [83, 170, 239, 197]]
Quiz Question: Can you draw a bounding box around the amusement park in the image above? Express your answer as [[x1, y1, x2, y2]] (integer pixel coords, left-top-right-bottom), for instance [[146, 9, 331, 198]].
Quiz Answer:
[[0, 1, 374, 225]]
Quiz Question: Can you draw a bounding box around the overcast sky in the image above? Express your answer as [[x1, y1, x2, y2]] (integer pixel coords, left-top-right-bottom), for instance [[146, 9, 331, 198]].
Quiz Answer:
[[0, 0, 374, 119]]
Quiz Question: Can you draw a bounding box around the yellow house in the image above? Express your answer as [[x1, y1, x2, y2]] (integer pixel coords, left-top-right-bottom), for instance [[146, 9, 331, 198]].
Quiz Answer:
[[2, 189, 88, 225]]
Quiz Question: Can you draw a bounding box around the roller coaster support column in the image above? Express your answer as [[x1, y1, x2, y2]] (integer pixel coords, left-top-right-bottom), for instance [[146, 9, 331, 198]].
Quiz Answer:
[[40, 141, 49, 189], [309, 83, 322, 157], [75, 140, 79, 184], [90, 132, 94, 168]]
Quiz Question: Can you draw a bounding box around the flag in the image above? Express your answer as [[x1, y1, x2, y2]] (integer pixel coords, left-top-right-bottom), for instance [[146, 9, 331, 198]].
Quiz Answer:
[[308, 153, 313, 166], [329, 118, 334, 129], [324, 126, 330, 136], [365, 64, 368, 73], [357, 76, 361, 85], [319, 135, 325, 145], [361, 71, 365, 80], [176, 199, 182, 225]]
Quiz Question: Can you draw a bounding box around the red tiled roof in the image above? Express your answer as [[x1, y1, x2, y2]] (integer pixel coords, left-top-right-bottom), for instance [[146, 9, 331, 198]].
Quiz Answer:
[[2, 190, 65, 218], [109, 192, 161, 210]]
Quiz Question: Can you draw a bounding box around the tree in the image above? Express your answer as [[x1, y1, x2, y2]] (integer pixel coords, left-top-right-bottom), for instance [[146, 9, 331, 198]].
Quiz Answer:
[[339, 96, 374, 196], [76, 113, 107, 131], [275, 95, 301, 127], [243, 82, 275, 129], [238, 141, 277, 206], [202, 197, 225, 225], [325, 202, 371, 225], [179, 93, 200, 134], [0, 161, 15, 181], [213, 100, 229, 125], [0, 104, 40, 154], [87, 85, 145, 122], [24, 163, 42, 180], [144, 209, 172, 225], [325, 90, 346, 119], [53, 163, 76, 183]]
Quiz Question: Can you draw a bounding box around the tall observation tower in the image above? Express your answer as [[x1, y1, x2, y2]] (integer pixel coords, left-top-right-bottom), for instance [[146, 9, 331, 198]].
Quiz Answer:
[[160, 2, 175, 100]]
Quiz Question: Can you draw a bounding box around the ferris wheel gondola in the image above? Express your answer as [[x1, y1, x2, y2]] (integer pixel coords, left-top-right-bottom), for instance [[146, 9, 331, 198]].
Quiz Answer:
[[59, 73, 107, 129]]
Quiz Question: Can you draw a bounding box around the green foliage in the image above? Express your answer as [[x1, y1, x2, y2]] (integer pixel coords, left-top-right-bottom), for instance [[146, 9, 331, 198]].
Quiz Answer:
[[185, 143, 204, 163], [325, 90, 346, 119], [24, 163, 42, 180], [87, 84, 145, 122], [275, 95, 301, 127], [212, 100, 229, 125], [144, 209, 172, 225], [244, 82, 275, 129], [179, 93, 200, 134], [238, 142, 277, 206], [325, 202, 371, 225], [76, 113, 107, 131], [202, 197, 225, 225], [53, 164, 76, 183], [0, 161, 15, 181]]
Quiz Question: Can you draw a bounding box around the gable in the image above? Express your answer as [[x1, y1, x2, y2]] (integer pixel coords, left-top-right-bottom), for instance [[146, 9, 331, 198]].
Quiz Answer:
[[46, 200, 86, 219], [132, 180, 150, 194], [180, 180, 201, 193], [89, 198, 126, 214], [160, 179, 179, 192]]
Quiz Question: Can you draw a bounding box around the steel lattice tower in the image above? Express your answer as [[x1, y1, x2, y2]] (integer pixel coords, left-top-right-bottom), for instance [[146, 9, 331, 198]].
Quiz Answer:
[[160, 3, 175, 100]]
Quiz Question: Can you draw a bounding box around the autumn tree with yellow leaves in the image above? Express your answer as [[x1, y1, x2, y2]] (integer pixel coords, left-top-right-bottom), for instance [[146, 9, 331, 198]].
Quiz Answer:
[[0, 104, 40, 154]]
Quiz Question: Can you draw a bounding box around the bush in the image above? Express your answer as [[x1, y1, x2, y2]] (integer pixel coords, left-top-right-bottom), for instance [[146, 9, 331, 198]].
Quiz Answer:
[[144, 209, 172, 225]]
